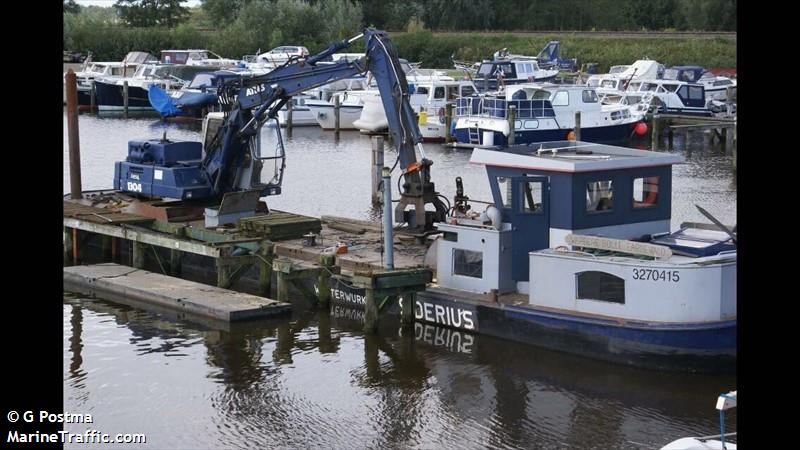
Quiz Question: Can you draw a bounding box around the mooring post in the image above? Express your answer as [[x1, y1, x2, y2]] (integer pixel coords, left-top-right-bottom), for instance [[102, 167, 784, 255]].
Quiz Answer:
[[507, 104, 516, 146], [401, 293, 414, 327], [170, 229, 184, 277], [371, 136, 384, 206], [317, 254, 335, 306], [445, 103, 454, 142], [363, 286, 378, 333], [89, 81, 96, 113], [382, 167, 394, 269], [64, 227, 73, 266], [334, 94, 341, 136], [574, 111, 581, 141], [132, 241, 145, 269], [287, 99, 293, 133], [276, 270, 290, 302], [72, 228, 80, 265], [259, 243, 274, 297], [123, 80, 129, 116], [65, 69, 83, 200], [651, 116, 660, 151], [726, 87, 734, 117], [216, 248, 230, 288]]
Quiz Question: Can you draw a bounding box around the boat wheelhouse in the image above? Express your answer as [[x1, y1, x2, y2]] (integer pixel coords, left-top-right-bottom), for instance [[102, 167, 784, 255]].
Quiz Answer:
[[663, 65, 737, 102], [625, 79, 714, 116], [415, 141, 735, 372], [453, 84, 643, 147], [473, 58, 559, 92]]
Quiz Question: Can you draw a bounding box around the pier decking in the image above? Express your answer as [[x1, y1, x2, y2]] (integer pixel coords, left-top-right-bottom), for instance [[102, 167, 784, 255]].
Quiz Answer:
[[65, 263, 291, 321]]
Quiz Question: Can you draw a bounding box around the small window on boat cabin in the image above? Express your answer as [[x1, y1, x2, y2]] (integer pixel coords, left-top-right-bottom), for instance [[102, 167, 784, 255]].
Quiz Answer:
[[688, 85, 704, 100], [461, 85, 475, 97], [416, 86, 429, 95], [610, 111, 622, 120], [662, 84, 679, 93], [628, 81, 641, 91], [714, 79, 733, 86], [586, 180, 613, 213], [525, 63, 533, 73], [641, 83, 657, 92], [582, 90, 598, 103], [575, 271, 625, 304], [552, 90, 569, 106], [601, 79, 616, 88], [496, 177, 512, 208], [632, 176, 659, 208], [587, 79, 600, 87], [520, 181, 544, 214], [532, 90, 552, 100], [434, 87, 446, 99], [447, 86, 459, 100], [453, 249, 483, 278]]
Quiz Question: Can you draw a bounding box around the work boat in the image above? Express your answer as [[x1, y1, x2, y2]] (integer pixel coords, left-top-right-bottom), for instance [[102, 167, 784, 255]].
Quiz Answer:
[[453, 84, 645, 147], [418, 141, 736, 372]]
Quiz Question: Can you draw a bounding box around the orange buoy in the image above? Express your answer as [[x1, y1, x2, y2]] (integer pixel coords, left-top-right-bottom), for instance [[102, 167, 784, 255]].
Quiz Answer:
[[634, 122, 648, 136]]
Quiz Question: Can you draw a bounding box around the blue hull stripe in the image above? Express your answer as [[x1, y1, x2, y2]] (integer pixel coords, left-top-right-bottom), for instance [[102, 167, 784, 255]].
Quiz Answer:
[[455, 122, 638, 146]]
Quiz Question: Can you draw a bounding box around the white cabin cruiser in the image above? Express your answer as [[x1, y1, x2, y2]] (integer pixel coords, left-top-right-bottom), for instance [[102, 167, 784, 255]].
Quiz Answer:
[[663, 66, 737, 102], [625, 79, 714, 116], [453, 84, 645, 146]]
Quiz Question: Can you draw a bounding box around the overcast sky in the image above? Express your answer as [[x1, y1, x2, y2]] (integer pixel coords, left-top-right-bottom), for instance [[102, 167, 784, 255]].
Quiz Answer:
[[75, 0, 202, 6]]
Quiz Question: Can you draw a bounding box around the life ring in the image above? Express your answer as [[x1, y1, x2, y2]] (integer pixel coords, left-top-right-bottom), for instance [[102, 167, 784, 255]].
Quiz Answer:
[[636, 178, 658, 206]]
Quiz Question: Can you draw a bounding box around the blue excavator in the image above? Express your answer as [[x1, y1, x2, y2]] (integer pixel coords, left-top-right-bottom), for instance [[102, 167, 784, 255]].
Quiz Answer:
[[113, 29, 448, 231]]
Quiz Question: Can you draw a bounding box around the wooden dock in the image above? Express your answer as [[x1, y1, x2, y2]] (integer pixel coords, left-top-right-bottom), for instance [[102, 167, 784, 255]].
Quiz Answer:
[[64, 263, 291, 322], [63, 197, 433, 331], [650, 114, 736, 151]]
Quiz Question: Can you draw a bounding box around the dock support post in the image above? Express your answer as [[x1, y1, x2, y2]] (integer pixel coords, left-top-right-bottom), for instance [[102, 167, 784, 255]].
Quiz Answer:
[[334, 95, 341, 137], [123, 80, 129, 117], [286, 99, 293, 135], [111, 237, 119, 263], [317, 254, 335, 307], [371, 136, 384, 206], [101, 235, 112, 262], [507, 105, 516, 146], [169, 228, 185, 276], [382, 167, 394, 269], [276, 270, 289, 302], [401, 294, 414, 327], [259, 243, 274, 297], [726, 87, 734, 117], [721, 127, 728, 150], [72, 228, 81, 265], [574, 111, 581, 141], [445, 103, 453, 142], [216, 248, 230, 288], [132, 241, 145, 269], [363, 287, 378, 333], [651, 116, 659, 150], [64, 227, 73, 266], [65, 69, 83, 200], [89, 81, 96, 113], [668, 127, 674, 150]]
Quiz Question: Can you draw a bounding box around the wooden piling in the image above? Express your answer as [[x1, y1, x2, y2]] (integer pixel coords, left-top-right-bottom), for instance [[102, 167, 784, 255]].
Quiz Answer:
[[445, 103, 453, 142], [64, 227, 73, 266], [65, 69, 83, 200], [507, 104, 516, 146], [371, 136, 384, 206], [334, 95, 341, 135], [287, 99, 293, 131], [317, 254, 335, 307], [726, 87, 734, 117], [401, 294, 414, 327], [89, 81, 96, 113], [123, 80, 129, 116], [651, 116, 659, 151], [574, 111, 581, 141], [276, 270, 290, 302], [72, 228, 80, 265], [259, 244, 274, 297], [668, 128, 674, 150], [363, 287, 378, 333], [132, 241, 145, 269], [216, 249, 230, 288]]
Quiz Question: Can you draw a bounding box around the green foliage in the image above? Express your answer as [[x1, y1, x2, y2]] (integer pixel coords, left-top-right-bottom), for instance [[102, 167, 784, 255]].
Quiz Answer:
[[63, 0, 80, 14], [114, 0, 189, 27]]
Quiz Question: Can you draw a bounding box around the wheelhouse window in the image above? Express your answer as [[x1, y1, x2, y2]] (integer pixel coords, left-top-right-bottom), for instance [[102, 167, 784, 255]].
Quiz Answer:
[[415, 86, 429, 95], [633, 176, 659, 208], [453, 249, 483, 278], [434, 87, 445, 99], [575, 271, 625, 304], [586, 180, 613, 212], [461, 85, 475, 97], [582, 90, 598, 103], [552, 91, 569, 106], [497, 177, 512, 208], [520, 181, 543, 213], [688, 85, 704, 100]]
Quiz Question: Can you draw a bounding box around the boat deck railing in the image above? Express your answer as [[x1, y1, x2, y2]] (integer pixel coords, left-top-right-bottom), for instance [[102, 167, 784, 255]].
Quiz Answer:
[[455, 97, 556, 119]]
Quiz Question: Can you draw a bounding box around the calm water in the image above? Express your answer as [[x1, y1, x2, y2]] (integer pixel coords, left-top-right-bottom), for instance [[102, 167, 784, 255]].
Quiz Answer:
[[63, 112, 736, 449]]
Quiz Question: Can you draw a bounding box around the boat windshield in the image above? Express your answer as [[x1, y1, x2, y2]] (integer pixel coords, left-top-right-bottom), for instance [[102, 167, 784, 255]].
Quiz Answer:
[[663, 69, 679, 80], [188, 73, 217, 89]]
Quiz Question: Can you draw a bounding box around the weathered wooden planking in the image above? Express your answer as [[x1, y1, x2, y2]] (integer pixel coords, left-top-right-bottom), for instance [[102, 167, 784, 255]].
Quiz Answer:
[[64, 263, 290, 321], [64, 201, 153, 224]]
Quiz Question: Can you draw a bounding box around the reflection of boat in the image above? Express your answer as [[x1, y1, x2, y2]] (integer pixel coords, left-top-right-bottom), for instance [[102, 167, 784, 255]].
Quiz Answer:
[[661, 391, 736, 449]]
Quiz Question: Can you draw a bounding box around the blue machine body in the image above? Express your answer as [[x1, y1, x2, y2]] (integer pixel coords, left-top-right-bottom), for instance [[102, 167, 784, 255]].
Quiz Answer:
[[113, 139, 213, 200]]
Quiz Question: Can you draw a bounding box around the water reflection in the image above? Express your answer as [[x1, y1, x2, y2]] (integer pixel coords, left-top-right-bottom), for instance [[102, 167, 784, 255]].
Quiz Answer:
[[65, 296, 734, 449]]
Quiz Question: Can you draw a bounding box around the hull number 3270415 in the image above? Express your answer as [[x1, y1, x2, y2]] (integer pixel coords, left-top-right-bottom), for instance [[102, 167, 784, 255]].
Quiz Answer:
[[632, 268, 680, 282]]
